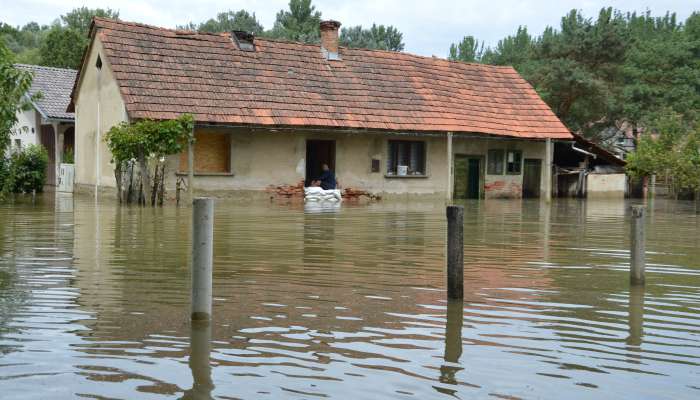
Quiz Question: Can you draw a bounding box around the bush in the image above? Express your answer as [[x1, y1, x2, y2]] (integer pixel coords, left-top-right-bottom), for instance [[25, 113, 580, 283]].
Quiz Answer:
[[5, 144, 49, 193]]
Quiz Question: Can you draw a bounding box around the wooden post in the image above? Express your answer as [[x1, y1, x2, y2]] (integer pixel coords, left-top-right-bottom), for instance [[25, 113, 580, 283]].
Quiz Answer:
[[192, 197, 214, 321], [630, 205, 645, 285], [545, 138, 553, 203], [446, 205, 464, 299], [188, 133, 195, 204], [439, 299, 464, 384]]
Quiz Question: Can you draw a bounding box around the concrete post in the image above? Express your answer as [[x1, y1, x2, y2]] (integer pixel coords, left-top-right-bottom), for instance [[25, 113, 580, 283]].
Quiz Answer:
[[545, 138, 553, 203], [446, 205, 464, 299], [630, 205, 645, 285], [192, 197, 214, 321], [184, 320, 214, 398]]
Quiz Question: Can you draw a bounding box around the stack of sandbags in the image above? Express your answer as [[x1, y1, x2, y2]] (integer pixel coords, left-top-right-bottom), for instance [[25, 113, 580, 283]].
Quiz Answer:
[[304, 186, 342, 202]]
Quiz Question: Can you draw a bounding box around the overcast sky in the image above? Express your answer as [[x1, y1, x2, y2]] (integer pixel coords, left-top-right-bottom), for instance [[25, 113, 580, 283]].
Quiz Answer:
[[2, 0, 697, 56]]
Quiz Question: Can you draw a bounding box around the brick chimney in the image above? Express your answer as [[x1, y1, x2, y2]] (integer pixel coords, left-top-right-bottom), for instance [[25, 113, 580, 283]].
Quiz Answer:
[[320, 20, 341, 60]]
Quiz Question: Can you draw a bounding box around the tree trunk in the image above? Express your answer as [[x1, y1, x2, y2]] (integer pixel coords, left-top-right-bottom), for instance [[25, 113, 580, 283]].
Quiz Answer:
[[138, 149, 152, 207], [114, 162, 123, 203], [158, 163, 166, 206]]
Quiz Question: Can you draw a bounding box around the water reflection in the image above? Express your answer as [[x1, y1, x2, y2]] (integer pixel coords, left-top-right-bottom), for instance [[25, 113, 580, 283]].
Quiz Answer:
[[438, 299, 464, 394], [181, 321, 214, 400], [1, 196, 699, 399], [626, 286, 645, 347]]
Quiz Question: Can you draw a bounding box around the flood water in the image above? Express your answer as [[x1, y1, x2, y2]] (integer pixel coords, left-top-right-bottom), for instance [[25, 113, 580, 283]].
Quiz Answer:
[[1, 194, 699, 399]]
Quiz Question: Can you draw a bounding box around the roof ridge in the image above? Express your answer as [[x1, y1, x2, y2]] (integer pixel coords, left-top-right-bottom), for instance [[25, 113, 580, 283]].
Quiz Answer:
[[14, 63, 78, 73], [93, 17, 516, 71]]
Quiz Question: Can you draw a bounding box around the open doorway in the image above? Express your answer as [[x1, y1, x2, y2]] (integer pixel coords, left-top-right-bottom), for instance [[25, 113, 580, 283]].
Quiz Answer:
[[306, 140, 335, 186], [522, 158, 542, 198], [453, 155, 483, 199]]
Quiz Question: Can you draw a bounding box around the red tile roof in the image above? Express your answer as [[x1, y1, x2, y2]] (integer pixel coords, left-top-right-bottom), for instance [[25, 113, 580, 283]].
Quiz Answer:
[[72, 18, 572, 140]]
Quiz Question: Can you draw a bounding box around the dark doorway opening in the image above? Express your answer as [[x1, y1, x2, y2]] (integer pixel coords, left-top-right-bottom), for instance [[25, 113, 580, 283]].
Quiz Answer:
[[40, 125, 56, 186], [63, 127, 75, 155], [522, 158, 542, 198], [306, 140, 335, 186], [454, 155, 483, 199]]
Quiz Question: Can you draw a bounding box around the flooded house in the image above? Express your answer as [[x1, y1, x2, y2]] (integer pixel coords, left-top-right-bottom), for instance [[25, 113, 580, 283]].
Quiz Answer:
[[69, 18, 573, 199], [11, 64, 76, 186]]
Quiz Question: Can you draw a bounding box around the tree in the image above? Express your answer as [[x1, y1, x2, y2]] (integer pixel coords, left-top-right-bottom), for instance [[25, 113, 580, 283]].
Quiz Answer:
[[38, 26, 85, 69], [448, 36, 485, 62], [481, 26, 533, 68], [60, 6, 119, 36], [0, 41, 34, 155], [339, 24, 404, 51], [105, 114, 194, 205], [180, 10, 264, 34], [622, 11, 699, 128], [268, 0, 322, 43], [626, 112, 700, 198]]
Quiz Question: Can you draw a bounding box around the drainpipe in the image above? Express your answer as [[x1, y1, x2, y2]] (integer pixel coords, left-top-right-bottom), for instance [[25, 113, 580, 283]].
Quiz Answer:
[[95, 64, 102, 199], [571, 142, 596, 159], [446, 132, 453, 201]]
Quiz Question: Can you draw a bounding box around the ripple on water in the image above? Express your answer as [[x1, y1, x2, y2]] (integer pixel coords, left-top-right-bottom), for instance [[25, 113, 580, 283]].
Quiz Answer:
[[0, 196, 699, 399]]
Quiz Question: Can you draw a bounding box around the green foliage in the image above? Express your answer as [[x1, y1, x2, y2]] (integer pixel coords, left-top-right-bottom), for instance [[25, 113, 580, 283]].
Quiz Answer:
[[179, 10, 264, 34], [448, 36, 485, 62], [39, 26, 85, 69], [0, 42, 34, 154], [3, 144, 49, 194], [339, 24, 404, 51], [1, 7, 119, 70], [267, 0, 322, 43], [105, 114, 195, 163], [452, 8, 700, 143], [626, 112, 700, 194], [62, 147, 74, 164], [60, 7, 119, 36]]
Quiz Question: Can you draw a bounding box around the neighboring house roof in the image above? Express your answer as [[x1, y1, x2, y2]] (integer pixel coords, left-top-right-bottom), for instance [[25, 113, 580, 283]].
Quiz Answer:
[[70, 18, 572, 140], [15, 64, 77, 121], [572, 133, 626, 167]]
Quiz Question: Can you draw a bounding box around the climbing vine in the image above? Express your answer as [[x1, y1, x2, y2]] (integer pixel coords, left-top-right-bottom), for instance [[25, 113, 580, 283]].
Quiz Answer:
[[105, 114, 194, 205]]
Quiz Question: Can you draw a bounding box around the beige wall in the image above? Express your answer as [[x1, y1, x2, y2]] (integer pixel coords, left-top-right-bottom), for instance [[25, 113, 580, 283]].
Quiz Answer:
[[167, 127, 547, 199], [452, 137, 547, 199], [587, 173, 626, 198], [74, 36, 128, 188]]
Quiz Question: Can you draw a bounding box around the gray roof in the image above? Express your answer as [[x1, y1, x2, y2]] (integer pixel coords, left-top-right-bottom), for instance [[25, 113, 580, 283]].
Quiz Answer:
[[15, 64, 77, 121]]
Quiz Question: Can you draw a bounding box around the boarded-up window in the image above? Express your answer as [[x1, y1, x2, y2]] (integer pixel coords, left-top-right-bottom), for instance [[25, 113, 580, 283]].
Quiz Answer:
[[179, 132, 231, 173], [387, 140, 426, 175]]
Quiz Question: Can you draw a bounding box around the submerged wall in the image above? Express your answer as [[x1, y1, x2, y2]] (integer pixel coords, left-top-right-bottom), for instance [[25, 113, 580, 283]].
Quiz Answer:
[[587, 173, 626, 198]]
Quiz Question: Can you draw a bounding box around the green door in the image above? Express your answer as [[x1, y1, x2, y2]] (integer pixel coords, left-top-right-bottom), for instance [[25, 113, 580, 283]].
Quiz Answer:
[[522, 158, 542, 198], [454, 155, 482, 199]]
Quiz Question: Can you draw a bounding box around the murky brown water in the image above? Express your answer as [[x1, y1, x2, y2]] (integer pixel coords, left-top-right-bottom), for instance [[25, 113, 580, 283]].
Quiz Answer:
[[1, 194, 699, 399]]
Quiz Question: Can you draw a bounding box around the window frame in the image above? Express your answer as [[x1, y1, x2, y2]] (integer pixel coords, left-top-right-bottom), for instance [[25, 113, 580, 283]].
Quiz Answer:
[[385, 139, 427, 177], [505, 149, 523, 175], [487, 149, 505, 175]]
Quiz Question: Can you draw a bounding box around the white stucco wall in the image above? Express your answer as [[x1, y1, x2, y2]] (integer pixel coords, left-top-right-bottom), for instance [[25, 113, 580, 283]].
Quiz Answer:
[[10, 108, 40, 151]]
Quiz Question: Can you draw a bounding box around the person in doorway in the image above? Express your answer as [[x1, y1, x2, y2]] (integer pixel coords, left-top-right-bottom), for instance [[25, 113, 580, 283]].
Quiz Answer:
[[311, 163, 336, 190]]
